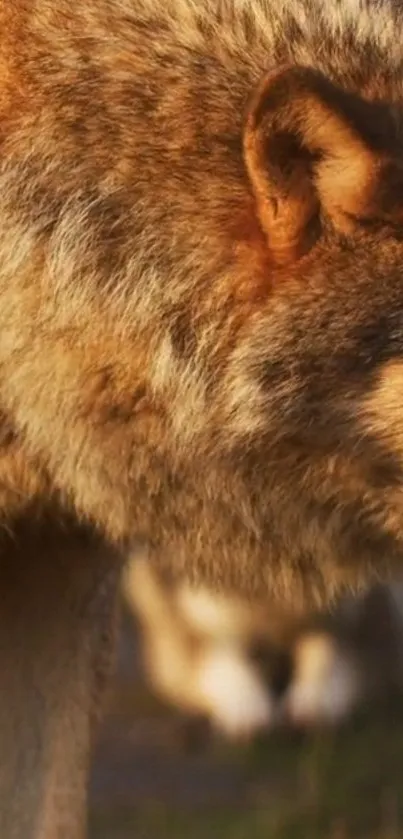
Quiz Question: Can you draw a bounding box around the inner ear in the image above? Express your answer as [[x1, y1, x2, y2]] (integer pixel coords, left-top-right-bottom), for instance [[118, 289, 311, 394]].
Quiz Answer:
[[259, 127, 322, 260], [243, 65, 392, 265]]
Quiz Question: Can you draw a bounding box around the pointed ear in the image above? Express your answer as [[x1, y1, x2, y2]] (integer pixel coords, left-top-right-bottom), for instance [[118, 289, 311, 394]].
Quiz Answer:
[[244, 65, 403, 264]]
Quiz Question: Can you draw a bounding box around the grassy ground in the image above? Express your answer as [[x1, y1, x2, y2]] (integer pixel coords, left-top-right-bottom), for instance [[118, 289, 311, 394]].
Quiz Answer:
[[89, 647, 403, 839]]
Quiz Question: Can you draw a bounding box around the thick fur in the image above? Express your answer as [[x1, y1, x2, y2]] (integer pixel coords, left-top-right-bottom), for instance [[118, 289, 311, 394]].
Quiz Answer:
[[4, 1, 403, 835], [3, 1, 403, 605]]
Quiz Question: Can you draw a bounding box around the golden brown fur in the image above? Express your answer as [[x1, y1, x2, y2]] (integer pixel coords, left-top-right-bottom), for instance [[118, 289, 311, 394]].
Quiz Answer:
[[2, 0, 403, 596], [4, 0, 403, 834]]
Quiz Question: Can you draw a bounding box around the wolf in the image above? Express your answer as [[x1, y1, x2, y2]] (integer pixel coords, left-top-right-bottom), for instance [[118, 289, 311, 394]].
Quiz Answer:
[[3, 0, 403, 834]]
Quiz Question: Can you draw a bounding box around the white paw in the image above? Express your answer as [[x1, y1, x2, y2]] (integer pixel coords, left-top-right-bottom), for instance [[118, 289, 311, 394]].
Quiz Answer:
[[195, 644, 275, 738], [281, 632, 361, 727]]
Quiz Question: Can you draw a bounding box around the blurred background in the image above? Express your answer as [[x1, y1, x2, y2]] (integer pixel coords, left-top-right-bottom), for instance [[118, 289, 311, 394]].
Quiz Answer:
[[89, 558, 403, 839]]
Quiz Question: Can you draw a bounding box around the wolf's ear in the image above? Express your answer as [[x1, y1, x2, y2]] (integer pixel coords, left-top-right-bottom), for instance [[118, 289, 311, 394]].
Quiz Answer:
[[244, 65, 403, 264]]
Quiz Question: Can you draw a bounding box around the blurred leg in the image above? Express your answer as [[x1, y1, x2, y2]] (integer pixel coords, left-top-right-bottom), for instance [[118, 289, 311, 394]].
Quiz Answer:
[[0, 516, 121, 839]]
